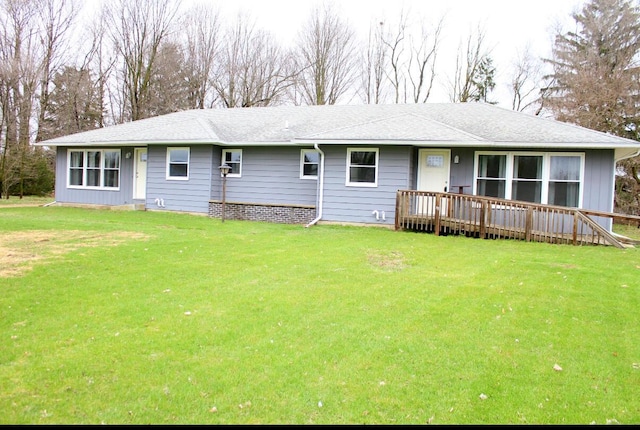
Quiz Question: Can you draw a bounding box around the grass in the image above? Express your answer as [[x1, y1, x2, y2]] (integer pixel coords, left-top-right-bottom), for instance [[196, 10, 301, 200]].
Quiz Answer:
[[0, 195, 55, 206], [613, 223, 640, 241], [1, 206, 639, 424]]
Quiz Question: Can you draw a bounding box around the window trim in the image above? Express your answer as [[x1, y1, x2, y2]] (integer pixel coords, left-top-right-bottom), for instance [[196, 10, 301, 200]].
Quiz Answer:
[[300, 149, 319, 179], [346, 148, 379, 187], [473, 151, 585, 207], [67, 148, 121, 190], [166, 147, 190, 181], [221, 149, 242, 178]]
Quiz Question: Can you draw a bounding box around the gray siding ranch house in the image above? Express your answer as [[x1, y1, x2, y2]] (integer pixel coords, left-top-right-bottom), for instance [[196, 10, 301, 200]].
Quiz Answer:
[[38, 103, 640, 242]]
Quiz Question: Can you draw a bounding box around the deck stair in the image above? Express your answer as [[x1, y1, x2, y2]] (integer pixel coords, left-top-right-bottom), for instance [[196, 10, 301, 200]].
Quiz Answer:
[[395, 190, 640, 248]]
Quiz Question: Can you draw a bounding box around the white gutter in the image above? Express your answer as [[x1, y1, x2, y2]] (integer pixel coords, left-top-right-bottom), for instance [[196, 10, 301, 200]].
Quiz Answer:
[[615, 147, 640, 162], [305, 143, 325, 228]]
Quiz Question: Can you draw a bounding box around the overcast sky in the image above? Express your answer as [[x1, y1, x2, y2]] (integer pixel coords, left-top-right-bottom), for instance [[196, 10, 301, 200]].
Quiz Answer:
[[83, 0, 586, 107], [203, 0, 585, 106]]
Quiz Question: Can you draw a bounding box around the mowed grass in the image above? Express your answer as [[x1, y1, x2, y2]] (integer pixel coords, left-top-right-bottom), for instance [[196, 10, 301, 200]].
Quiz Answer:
[[1, 207, 639, 424], [0, 195, 54, 206]]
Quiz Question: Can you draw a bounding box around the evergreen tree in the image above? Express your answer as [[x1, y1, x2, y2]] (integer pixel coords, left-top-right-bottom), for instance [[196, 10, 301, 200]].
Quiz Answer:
[[38, 66, 103, 141], [546, 0, 640, 214], [472, 56, 496, 103]]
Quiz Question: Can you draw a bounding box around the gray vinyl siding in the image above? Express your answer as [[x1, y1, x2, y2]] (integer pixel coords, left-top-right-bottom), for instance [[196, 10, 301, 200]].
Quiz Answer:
[[583, 149, 615, 229], [321, 145, 412, 225], [583, 149, 615, 212], [54, 146, 136, 205], [146, 145, 212, 213], [449, 148, 475, 193], [213, 146, 317, 206]]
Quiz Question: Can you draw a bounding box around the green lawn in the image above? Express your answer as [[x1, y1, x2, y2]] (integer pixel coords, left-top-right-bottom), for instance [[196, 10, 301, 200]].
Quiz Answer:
[[1, 207, 639, 424], [0, 195, 55, 206]]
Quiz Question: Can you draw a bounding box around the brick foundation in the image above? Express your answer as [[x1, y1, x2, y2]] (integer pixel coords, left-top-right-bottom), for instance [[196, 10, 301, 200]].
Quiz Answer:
[[209, 201, 316, 224]]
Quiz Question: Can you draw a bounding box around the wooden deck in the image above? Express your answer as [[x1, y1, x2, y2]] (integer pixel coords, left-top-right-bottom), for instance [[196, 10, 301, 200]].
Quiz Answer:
[[395, 190, 640, 248]]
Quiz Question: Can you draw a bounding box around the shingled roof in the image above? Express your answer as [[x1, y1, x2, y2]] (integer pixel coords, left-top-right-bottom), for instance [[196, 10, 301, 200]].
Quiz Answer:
[[37, 103, 640, 157]]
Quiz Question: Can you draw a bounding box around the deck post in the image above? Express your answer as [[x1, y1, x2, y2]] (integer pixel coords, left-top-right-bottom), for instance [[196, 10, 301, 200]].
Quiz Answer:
[[395, 191, 402, 230], [434, 194, 441, 236], [525, 207, 533, 242], [572, 211, 579, 245], [479, 200, 486, 238]]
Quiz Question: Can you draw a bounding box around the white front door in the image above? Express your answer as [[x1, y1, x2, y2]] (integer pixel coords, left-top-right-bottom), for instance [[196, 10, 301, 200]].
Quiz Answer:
[[417, 149, 451, 215], [133, 148, 147, 200], [418, 149, 451, 192]]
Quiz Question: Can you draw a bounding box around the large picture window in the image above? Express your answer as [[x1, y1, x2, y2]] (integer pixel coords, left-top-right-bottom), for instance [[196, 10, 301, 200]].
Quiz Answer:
[[167, 147, 190, 180], [346, 148, 378, 187], [474, 152, 584, 207], [67, 149, 120, 189]]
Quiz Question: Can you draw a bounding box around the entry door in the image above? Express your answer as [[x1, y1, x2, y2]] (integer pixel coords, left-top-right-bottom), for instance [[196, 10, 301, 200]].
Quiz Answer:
[[417, 149, 451, 215], [133, 148, 148, 200]]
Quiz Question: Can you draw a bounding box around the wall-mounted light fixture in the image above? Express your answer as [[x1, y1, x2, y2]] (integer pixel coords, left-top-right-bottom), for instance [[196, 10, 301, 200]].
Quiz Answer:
[[125, 151, 132, 159], [453, 155, 460, 164]]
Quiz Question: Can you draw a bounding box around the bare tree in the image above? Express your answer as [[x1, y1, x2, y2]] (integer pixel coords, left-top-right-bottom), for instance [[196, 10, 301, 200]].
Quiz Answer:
[[0, 0, 43, 198], [181, 2, 221, 109], [293, 3, 359, 105], [104, 0, 181, 121], [379, 9, 443, 104], [360, 20, 388, 104], [83, 8, 116, 127], [508, 44, 546, 113], [382, 15, 407, 103], [34, 0, 78, 142], [406, 19, 443, 103], [450, 25, 495, 103], [213, 12, 294, 108]]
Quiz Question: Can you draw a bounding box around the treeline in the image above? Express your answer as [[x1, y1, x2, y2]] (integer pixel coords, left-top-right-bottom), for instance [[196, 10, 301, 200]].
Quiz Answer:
[[0, 0, 638, 215]]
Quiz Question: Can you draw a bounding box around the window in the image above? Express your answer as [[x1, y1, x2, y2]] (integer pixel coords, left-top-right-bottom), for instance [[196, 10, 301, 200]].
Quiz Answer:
[[346, 148, 378, 187], [222, 149, 242, 177], [512, 155, 543, 203], [69, 151, 84, 186], [67, 149, 120, 189], [300, 149, 319, 179], [548, 155, 581, 207], [474, 152, 584, 207], [167, 147, 190, 180], [103, 151, 120, 188], [476, 154, 506, 198]]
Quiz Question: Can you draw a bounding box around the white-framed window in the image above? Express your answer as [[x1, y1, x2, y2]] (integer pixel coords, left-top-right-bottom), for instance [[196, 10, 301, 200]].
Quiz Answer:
[[474, 151, 584, 207], [221, 149, 242, 177], [548, 155, 582, 207], [300, 149, 319, 179], [167, 147, 190, 180], [67, 149, 121, 189], [346, 148, 379, 187]]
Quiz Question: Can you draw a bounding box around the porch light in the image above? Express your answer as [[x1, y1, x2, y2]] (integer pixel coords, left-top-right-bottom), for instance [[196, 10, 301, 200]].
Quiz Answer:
[[219, 163, 231, 223], [219, 163, 231, 176]]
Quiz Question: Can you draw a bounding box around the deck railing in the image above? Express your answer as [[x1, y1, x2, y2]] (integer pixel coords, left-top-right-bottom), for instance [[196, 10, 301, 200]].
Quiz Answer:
[[395, 190, 637, 248]]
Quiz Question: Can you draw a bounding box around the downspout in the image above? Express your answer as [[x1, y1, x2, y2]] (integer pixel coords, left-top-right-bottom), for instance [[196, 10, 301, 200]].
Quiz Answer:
[[305, 143, 325, 228]]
